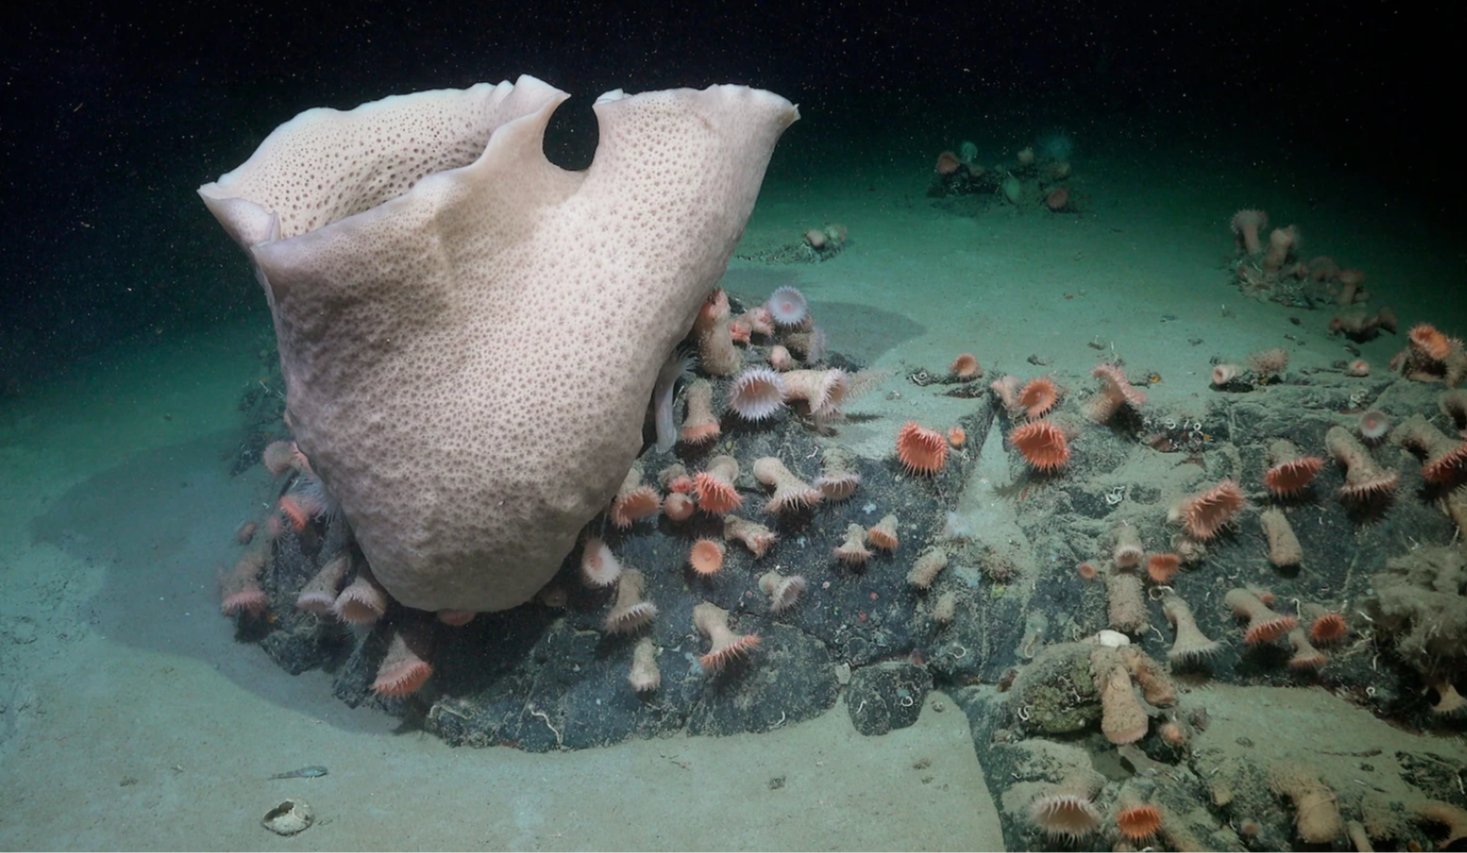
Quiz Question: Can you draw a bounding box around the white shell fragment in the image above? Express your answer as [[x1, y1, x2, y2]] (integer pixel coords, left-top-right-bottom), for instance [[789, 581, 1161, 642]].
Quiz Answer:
[[262, 799, 315, 836]]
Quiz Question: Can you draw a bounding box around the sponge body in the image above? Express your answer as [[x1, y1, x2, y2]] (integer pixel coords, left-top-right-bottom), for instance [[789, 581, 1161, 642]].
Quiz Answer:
[[201, 76, 797, 611]]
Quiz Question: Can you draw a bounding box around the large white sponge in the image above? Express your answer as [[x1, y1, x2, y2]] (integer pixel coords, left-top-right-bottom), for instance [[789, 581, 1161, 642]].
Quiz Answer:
[[201, 76, 798, 611]]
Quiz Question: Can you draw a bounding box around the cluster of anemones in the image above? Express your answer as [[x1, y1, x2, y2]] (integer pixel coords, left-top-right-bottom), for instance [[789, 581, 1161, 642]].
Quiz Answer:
[[220, 440, 439, 700], [1392, 323, 1467, 387], [1229, 210, 1307, 294], [681, 287, 883, 439]]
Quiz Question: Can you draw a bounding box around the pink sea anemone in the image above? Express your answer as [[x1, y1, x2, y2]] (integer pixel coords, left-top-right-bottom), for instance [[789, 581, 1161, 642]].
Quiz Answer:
[[1263, 226, 1297, 272], [219, 545, 270, 617], [1086, 363, 1147, 424], [724, 515, 778, 558], [759, 571, 807, 613], [1230, 210, 1268, 255], [662, 492, 695, 521], [752, 456, 823, 514], [1029, 790, 1101, 841], [727, 367, 787, 421], [333, 565, 388, 625], [605, 570, 658, 634], [295, 553, 350, 616], [950, 352, 982, 380], [768, 344, 795, 371], [262, 441, 298, 477]]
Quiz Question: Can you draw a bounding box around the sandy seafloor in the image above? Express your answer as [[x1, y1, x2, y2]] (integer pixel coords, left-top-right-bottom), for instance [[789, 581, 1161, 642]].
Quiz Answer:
[[2, 127, 1465, 849]]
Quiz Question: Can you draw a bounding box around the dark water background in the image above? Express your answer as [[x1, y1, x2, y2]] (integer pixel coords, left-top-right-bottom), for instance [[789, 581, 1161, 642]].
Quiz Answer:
[[1, 0, 1458, 396]]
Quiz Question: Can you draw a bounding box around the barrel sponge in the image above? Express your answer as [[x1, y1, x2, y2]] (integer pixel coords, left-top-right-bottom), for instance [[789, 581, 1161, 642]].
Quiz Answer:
[[199, 77, 799, 611]]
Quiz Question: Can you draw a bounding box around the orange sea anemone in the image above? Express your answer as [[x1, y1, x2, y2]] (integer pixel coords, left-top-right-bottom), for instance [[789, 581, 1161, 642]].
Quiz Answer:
[[1264, 442, 1325, 498], [1147, 554, 1181, 584], [1173, 479, 1245, 540], [694, 456, 744, 514], [689, 539, 726, 576], [1410, 323, 1453, 361], [1310, 612, 1348, 644], [1076, 561, 1098, 581], [1019, 377, 1059, 418], [1393, 415, 1467, 486], [834, 523, 872, 566], [935, 150, 962, 175], [948, 426, 966, 447], [1010, 420, 1070, 472], [1116, 805, 1163, 841], [896, 421, 949, 475], [610, 465, 661, 528], [1326, 426, 1400, 502], [679, 378, 722, 445], [437, 609, 476, 627], [867, 514, 900, 552], [694, 602, 760, 674], [1225, 587, 1297, 645], [949, 352, 982, 380]]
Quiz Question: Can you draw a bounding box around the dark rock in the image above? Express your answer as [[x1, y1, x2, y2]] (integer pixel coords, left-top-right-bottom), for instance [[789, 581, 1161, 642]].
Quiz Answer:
[[846, 660, 932, 735]]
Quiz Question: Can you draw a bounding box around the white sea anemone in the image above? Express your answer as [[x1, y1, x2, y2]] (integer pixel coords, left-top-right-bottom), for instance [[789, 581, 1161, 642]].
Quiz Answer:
[[727, 367, 787, 421], [766, 285, 808, 327]]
